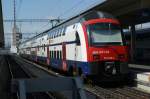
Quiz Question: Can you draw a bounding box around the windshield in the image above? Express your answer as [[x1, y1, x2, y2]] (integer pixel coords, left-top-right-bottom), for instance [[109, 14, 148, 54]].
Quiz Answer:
[[87, 23, 123, 46]]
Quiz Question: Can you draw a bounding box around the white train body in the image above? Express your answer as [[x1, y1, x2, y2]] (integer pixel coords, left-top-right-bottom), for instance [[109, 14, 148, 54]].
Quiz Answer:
[[19, 11, 128, 77]]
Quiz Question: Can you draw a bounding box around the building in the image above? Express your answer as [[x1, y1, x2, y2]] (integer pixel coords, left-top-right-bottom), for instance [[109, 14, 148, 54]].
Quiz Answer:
[[10, 25, 21, 53]]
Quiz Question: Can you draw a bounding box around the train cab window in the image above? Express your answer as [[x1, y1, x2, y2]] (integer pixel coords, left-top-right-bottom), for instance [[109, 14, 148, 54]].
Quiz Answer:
[[75, 32, 81, 46]]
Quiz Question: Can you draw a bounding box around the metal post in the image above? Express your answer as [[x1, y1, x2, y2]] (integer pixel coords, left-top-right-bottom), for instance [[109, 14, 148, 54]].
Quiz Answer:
[[130, 25, 136, 63], [19, 80, 26, 99], [74, 78, 87, 99]]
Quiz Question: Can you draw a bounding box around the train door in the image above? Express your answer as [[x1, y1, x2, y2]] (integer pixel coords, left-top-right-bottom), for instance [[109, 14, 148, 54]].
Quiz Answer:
[[62, 43, 67, 71], [47, 46, 50, 65]]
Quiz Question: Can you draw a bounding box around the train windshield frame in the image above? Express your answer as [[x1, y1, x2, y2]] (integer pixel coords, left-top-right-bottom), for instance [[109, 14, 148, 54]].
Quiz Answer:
[[86, 23, 124, 46]]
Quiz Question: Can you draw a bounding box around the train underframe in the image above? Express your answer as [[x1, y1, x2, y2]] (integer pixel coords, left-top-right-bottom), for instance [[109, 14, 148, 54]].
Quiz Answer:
[[20, 54, 129, 82]]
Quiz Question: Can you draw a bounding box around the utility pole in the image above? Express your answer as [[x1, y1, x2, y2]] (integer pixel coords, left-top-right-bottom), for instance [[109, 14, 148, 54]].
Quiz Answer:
[[11, 0, 20, 53], [0, 0, 4, 48]]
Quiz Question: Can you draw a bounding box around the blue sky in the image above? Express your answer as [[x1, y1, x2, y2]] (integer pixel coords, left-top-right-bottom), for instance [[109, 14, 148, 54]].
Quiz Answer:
[[2, 0, 105, 47], [2, 0, 105, 32]]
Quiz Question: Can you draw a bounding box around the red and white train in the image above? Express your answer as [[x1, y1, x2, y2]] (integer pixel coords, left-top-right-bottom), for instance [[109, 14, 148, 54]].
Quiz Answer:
[[19, 11, 129, 80]]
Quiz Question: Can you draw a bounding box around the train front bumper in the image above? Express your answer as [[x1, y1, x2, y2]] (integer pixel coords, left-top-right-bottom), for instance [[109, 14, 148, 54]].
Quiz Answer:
[[87, 61, 129, 75]]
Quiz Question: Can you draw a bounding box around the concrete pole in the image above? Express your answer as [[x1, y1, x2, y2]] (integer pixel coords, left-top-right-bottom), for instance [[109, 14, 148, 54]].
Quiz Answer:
[[0, 0, 4, 48]]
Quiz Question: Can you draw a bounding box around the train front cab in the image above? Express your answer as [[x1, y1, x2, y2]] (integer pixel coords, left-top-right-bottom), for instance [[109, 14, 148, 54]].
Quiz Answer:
[[80, 12, 129, 81]]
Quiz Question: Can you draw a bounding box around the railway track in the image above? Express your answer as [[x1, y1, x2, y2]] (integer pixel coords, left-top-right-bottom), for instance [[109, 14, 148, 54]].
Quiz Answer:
[[5, 55, 55, 99], [110, 87, 150, 99], [85, 85, 150, 99], [13, 55, 150, 99]]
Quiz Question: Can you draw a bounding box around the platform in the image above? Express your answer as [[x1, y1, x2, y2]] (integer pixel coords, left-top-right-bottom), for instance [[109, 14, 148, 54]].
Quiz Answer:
[[129, 64, 150, 73], [136, 72, 150, 92], [129, 64, 150, 93]]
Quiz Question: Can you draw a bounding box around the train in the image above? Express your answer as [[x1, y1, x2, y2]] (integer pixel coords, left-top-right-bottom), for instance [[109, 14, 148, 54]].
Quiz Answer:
[[19, 11, 129, 81]]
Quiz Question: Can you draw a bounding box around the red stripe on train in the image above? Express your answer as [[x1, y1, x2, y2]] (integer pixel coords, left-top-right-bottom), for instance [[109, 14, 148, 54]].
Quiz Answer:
[[83, 18, 120, 25]]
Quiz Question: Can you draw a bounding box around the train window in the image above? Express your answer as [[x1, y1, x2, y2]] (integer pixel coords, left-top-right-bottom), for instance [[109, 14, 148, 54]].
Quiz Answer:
[[51, 51, 53, 58], [52, 51, 54, 59], [52, 32, 54, 39], [58, 29, 60, 37], [54, 51, 56, 59], [57, 51, 59, 59], [49, 51, 51, 58], [62, 27, 66, 36], [38, 46, 39, 51], [56, 30, 58, 37], [76, 32, 81, 46], [60, 51, 62, 59], [53, 31, 55, 38], [51, 33, 53, 39], [57, 29, 60, 37], [44, 44, 45, 51], [50, 51, 52, 58], [49, 33, 51, 39], [61, 28, 64, 35], [59, 29, 61, 36], [54, 31, 56, 38], [55, 30, 57, 37], [73, 25, 75, 29]]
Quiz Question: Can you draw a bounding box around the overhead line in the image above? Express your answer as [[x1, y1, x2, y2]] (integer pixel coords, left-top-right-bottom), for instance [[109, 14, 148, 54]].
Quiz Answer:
[[3, 19, 63, 22], [5, 33, 37, 35]]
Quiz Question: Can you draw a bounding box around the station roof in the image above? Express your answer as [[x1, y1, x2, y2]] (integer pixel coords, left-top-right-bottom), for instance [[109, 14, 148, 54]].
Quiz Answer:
[[89, 0, 150, 27]]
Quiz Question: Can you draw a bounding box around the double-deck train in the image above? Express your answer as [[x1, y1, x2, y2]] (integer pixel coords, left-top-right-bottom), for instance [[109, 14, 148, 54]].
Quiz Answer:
[[19, 11, 129, 80]]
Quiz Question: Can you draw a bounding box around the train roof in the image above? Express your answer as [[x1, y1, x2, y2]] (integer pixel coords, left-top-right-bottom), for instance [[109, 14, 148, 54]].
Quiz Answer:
[[20, 10, 115, 45]]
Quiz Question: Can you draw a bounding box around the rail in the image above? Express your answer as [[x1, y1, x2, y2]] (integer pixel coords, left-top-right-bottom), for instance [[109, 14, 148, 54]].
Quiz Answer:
[[17, 55, 150, 99], [8, 55, 87, 99]]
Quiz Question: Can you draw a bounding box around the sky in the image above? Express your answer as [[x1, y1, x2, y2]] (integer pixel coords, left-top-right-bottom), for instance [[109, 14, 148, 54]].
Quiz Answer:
[[2, 0, 105, 47]]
